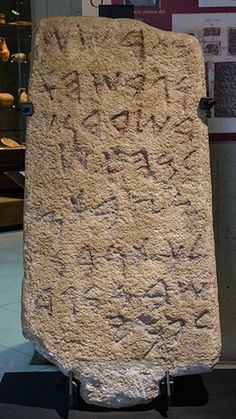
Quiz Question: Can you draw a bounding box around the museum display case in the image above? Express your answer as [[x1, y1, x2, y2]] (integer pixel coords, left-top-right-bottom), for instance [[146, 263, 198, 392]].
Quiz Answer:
[[0, 0, 31, 228], [0, 0, 31, 151]]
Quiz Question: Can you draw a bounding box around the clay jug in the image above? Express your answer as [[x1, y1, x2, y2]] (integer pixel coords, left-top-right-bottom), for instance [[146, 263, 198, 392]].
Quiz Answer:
[[0, 93, 14, 107], [1, 137, 21, 148], [11, 52, 26, 63], [18, 88, 28, 104], [0, 37, 10, 62]]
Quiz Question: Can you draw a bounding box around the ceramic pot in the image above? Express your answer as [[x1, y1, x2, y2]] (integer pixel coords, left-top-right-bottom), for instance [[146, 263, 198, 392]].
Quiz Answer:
[[0, 37, 10, 62], [0, 137, 20, 148], [11, 52, 26, 63], [0, 93, 14, 107], [18, 88, 28, 104]]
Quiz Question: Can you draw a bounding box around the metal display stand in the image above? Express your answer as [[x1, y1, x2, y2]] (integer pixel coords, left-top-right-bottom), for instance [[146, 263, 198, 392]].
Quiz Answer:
[[161, 371, 174, 409], [68, 372, 78, 409], [67, 370, 174, 411]]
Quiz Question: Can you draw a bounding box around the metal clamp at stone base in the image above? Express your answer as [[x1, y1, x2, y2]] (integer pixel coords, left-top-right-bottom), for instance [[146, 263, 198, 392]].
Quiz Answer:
[[161, 370, 174, 409], [17, 102, 34, 116], [199, 97, 216, 110], [68, 372, 78, 409]]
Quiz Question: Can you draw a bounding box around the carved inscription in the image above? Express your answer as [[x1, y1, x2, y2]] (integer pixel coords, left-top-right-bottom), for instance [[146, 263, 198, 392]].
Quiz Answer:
[[126, 74, 145, 96], [112, 284, 134, 308], [100, 148, 150, 175], [127, 190, 162, 217], [174, 117, 193, 142], [106, 314, 128, 329], [41, 81, 56, 101], [166, 315, 186, 341], [84, 287, 101, 311], [143, 339, 163, 358], [195, 310, 212, 329], [176, 76, 191, 94], [71, 192, 119, 228], [156, 154, 177, 180], [62, 71, 81, 102], [183, 150, 198, 171], [120, 30, 145, 60], [44, 26, 68, 52], [35, 208, 64, 238], [178, 281, 210, 300], [48, 106, 173, 147], [48, 114, 57, 130], [82, 110, 101, 136], [188, 234, 203, 260], [62, 286, 78, 319], [105, 245, 126, 277], [92, 72, 122, 96], [175, 76, 192, 110], [59, 140, 92, 174], [133, 238, 171, 263], [35, 288, 53, 316], [77, 246, 94, 281], [94, 196, 119, 228], [77, 24, 86, 48], [111, 110, 129, 134], [151, 74, 169, 104], [70, 189, 88, 214], [63, 114, 78, 143], [144, 279, 168, 308], [136, 110, 170, 134]]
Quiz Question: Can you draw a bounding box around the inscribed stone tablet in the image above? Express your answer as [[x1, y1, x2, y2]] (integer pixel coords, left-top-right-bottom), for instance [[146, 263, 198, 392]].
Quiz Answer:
[[22, 16, 221, 408]]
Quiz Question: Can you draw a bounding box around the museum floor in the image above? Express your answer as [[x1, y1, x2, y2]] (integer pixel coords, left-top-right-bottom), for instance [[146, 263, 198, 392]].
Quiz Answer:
[[0, 230, 56, 379], [1, 230, 236, 419]]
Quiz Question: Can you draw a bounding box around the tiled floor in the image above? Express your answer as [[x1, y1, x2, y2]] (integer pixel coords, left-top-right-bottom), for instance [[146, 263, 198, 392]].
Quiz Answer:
[[0, 230, 57, 382]]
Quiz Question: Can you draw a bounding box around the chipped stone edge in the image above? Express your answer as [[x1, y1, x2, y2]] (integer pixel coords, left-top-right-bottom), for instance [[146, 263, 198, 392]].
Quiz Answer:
[[23, 325, 216, 408]]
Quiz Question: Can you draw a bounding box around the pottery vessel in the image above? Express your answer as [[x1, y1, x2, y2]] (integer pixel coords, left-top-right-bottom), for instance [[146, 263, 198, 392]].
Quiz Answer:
[[0, 37, 10, 62], [11, 52, 26, 63], [18, 88, 28, 104], [0, 93, 14, 107], [0, 137, 21, 148]]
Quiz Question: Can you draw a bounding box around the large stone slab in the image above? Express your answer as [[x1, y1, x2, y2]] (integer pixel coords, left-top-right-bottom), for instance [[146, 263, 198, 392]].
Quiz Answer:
[[22, 16, 221, 408]]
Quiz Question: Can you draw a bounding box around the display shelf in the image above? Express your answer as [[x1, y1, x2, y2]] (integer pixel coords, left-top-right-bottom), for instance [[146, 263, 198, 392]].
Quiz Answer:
[[0, 195, 23, 229], [0, 22, 31, 27], [0, 1, 30, 228], [0, 147, 25, 171], [0, 0, 31, 148]]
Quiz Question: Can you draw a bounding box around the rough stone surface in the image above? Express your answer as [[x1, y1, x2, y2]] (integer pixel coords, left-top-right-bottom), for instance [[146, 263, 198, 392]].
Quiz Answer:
[[22, 16, 221, 408]]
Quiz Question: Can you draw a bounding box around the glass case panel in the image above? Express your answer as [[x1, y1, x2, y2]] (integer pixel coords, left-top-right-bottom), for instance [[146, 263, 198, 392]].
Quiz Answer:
[[0, 0, 31, 149]]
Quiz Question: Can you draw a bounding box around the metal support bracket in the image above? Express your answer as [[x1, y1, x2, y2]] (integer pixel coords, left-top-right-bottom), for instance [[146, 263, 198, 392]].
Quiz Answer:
[[4, 171, 25, 188], [68, 371, 78, 409], [161, 370, 174, 409], [199, 97, 216, 110], [17, 102, 34, 116]]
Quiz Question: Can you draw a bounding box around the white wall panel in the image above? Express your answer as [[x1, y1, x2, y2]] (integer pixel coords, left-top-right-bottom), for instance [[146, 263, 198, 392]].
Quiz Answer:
[[31, 0, 82, 23]]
